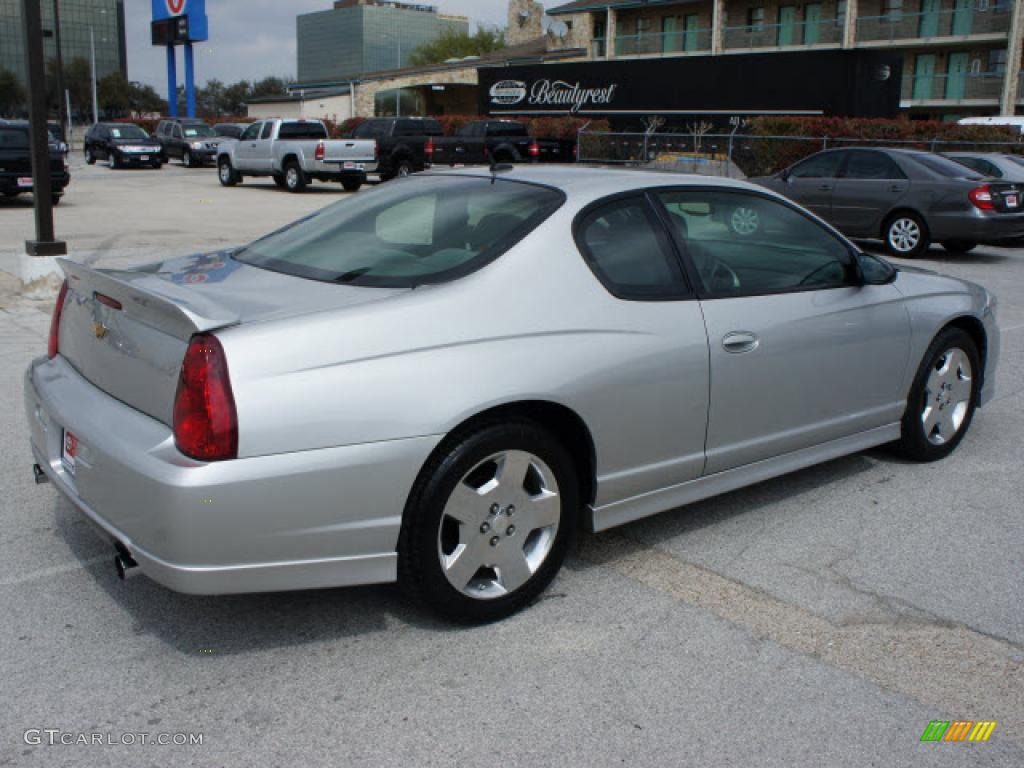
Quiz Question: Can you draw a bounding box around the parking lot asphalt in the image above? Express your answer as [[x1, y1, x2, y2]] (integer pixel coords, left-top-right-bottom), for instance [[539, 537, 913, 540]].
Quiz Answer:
[[1, 160, 1022, 767]]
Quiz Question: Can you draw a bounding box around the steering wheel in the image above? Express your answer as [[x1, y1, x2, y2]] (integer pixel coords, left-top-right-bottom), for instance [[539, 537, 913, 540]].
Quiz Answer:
[[798, 260, 844, 287]]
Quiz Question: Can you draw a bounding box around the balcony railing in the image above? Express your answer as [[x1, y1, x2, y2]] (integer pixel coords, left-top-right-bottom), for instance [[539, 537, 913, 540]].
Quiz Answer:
[[901, 73, 1004, 102], [858, 6, 1010, 43], [724, 19, 842, 50], [592, 30, 713, 58]]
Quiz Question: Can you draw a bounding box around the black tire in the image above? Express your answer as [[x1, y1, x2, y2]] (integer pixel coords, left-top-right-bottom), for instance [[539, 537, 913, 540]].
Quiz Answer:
[[218, 158, 238, 187], [398, 420, 579, 622], [84, 147, 96, 165], [341, 177, 363, 192], [182, 149, 193, 168], [893, 327, 979, 462], [884, 211, 930, 258], [942, 240, 977, 253], [108, 153, 119, 170], [272, 173, 286, 189], [52, 194, 61, 205], [151, 159, 162, 169], [284, 161, 307, 193]]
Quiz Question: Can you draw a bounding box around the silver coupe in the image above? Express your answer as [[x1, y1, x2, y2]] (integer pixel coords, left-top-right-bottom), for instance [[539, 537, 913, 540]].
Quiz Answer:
[[25, 167, 999, 621]]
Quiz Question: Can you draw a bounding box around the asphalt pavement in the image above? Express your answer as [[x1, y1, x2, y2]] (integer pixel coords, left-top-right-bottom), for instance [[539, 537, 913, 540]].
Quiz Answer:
[[0, 159, 1021, 767]]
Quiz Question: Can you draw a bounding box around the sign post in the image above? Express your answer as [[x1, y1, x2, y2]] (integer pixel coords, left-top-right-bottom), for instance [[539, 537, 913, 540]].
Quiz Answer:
[[151, 0, 208, 118]]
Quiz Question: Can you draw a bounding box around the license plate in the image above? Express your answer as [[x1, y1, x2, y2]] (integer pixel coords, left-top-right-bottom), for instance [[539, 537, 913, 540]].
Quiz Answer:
[[1006, 194, 1018, 208], [140, 155, 149, 162], [62, 430, 78, 475], [343, 162, 365, 171], [17, 177, 32, 188]]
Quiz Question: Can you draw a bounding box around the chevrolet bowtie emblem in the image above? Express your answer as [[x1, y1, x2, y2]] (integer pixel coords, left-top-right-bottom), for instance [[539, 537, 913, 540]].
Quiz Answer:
[[93, 322, 108, 339]]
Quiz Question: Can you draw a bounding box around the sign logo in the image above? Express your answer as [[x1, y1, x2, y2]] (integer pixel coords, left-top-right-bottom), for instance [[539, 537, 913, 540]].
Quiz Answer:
[[490, 80, 527, 106], [920, 721, 997, 743], [166, 0, 185, 15], [527, 80, 618, 114]]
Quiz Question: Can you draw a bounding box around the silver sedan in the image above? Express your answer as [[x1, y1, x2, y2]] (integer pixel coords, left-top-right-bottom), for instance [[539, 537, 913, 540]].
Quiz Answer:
[[25, 167, 999, 621]]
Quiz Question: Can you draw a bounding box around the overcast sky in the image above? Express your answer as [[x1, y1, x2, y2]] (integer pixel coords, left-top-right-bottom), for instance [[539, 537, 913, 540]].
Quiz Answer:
[[125, 1, 561, 90]]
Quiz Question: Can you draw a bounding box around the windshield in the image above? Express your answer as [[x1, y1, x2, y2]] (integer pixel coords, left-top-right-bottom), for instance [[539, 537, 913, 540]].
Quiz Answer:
[[235, 176, 565, 287], [109, 125, 149, 140], [184, 125, 215, 137], [908, 152, 982, 179]]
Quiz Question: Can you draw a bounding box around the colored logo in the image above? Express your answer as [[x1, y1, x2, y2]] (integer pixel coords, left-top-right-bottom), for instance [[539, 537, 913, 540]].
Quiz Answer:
[[920, 721, 997, 743], [166, 0, 185, 15], [490, 80, 527, 106]]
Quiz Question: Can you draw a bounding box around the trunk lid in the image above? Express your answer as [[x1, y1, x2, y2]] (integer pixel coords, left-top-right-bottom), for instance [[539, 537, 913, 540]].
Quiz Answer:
[[987, 181, 1023, 213], [56, 252, 406, 426]]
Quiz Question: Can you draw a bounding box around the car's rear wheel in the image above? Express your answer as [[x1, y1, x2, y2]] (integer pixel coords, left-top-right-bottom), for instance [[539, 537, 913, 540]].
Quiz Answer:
[[218, 158, 238, 187], [942, 240, 977, 253], [51, 194, 61, 205], [884, 212, 929, 258], [894, 327, 979, 462], [284, 161, 307, 193], [341, 177, 362, 192], [399, 421, 578, 622]]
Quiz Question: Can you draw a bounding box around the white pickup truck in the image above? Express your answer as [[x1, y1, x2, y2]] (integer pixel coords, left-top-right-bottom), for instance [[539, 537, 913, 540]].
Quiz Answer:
[[216, 119, 377, 193]]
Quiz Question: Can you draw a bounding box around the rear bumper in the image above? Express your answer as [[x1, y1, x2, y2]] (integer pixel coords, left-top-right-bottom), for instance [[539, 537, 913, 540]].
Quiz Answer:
[[928, 209, 1024, 244], [24, 356, 441, 595], [0, 172, 69, 194]]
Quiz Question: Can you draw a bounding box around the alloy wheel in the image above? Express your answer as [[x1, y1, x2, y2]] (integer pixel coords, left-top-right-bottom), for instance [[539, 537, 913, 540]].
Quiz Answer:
[[437, 450, 560, 600], [219, 162, 232, 184], [889, 217, 921, 254], [921, 347, 972, 445], [287, 167, 299, 189]]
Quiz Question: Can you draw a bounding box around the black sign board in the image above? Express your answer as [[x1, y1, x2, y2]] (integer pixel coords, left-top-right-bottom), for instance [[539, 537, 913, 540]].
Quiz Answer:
[[479, 50, 901, 126], [151, 16, 190, 46]]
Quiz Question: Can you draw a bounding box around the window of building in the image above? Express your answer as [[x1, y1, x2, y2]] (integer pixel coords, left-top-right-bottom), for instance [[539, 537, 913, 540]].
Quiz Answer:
[[882, 0, 903, 19], [988, 49, 1007, 74], [636, 17, 652, 35], [748, 7, 766, 29]]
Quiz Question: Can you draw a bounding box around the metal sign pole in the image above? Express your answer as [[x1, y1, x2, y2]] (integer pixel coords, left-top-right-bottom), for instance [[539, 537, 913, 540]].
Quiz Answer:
[[167, 44, 177, 117]]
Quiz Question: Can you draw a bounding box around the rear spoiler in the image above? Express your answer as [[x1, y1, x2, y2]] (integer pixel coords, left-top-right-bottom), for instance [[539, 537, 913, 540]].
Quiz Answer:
[[59, 259, 240, 341]]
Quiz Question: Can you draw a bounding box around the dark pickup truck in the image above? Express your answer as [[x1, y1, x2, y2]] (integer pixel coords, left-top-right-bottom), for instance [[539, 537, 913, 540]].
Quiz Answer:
[[429, 120, 566, 167], [0, 121, 69, 203], [351, 116, 443, 180]]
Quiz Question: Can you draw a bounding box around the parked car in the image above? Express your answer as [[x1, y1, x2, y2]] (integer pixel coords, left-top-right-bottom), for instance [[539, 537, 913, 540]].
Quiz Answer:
[[430, 119, 565, 167], [350, 116, 443, 180], [752, 147, 1024, 256], [213, 123, 249, 140], [0, 121, 69, 202], [216, 118, 376, 192], [155, 118, 224, 167], [26, 167, 999, 621], [944, 152, 1024, 182], [84, 123, 163, 169]]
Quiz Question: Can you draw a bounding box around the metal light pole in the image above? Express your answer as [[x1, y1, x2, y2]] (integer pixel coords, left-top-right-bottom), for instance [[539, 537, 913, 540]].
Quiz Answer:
[[89, 27, 98, 123], [20, 0, 67, 270], [51, 0, 67, 139]]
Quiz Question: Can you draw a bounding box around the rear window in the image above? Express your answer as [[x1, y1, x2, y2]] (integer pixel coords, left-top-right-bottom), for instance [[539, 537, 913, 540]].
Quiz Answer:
[[488, 122, 528, 138], [394, 119, 443, 137], [234, 176, 564, 288], [908, 152, 982, 179], [0, 128, 29, 149], [278, 122, 328, 140]]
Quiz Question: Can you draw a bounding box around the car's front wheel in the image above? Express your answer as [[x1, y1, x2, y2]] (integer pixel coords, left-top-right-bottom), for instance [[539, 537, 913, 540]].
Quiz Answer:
[[284, 161, 307, 193], [884, 212, 929, 258], [182, 149, 193, 168], [107, 152, 119, 170], [894, 327, 979, 462], [218, 158, 238, 186], [399, 421, 578, 622], [84, 147, 95, 165]]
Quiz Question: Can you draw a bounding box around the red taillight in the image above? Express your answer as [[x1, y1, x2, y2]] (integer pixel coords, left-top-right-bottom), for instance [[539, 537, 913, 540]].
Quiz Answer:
[[969, 185, 995, 210], [374, 140, 381, 159], [173, 334, 238, 462], [528, 141, 540, 158], [424, 138, 434, 159], [315, 140, 325, 161], [48, 279, 69, 359]]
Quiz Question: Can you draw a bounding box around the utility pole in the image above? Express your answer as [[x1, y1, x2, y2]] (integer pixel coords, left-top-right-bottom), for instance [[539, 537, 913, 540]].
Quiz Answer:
[[51, 0, 67, 139], [20, 0, 67, 297], [90, 26, 98, 123]]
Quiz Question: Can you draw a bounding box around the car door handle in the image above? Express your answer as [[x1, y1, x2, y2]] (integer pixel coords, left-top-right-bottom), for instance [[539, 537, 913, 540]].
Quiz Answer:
[[890, 184, 905, 193], [722, 332, 760, 354]]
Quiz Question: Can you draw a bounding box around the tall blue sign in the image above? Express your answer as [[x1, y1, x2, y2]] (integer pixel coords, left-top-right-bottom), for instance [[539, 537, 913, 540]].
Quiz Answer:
[[150, 0, 209, 118]]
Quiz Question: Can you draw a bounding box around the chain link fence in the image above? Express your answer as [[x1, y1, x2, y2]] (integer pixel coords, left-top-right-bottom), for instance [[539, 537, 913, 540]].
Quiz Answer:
[[576, 130, 1024, 179]]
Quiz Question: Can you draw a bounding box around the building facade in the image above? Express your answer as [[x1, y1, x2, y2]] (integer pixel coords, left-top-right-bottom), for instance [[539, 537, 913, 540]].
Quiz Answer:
[[296, 0, 469, 86], [547, 0, 1024, 118], [0, 0, 126, 90]]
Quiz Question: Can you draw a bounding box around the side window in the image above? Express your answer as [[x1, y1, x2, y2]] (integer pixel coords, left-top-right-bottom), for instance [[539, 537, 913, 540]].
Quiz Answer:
[[955, 157, 1001, 178], [656, 190, 856, 297], [241, 123, 261, 141], [260, 122, 274, 140], [576, 196, 688, 299], [789, 152, 843, 179], [842, 150, 906, 180], [352, 122, 377, 139], [172, 125, 183, 139]]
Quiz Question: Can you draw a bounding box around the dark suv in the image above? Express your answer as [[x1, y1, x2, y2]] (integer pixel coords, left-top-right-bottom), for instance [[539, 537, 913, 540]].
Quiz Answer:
[[350, 117, 443, 180], [84, 123, 163, 169], [155, 118, 223, 167], [0, 122, 70, 202]]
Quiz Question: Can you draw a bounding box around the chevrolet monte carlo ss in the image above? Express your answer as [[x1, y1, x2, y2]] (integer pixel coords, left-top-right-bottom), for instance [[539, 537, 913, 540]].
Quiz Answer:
[[25, 167, 999, 621]]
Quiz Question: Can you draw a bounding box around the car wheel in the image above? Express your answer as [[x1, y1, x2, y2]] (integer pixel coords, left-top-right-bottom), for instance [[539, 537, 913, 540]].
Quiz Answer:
[[218, 158, 238, 187], [398, 421, 578, 622], [151, 159, 162, 169], [85, 147, 95, 165], [893, 327, 979, 462], [884, 212, 929, 258], [284, 161, 307, 193], [729, 206, 760, 237], [182, 149, 192, 168], [272, 173, 286, 189], [108, 153, 118, 170], [942, 240, 977, 253], [341, 177, 362, 192], [395, 160, 414, 178]]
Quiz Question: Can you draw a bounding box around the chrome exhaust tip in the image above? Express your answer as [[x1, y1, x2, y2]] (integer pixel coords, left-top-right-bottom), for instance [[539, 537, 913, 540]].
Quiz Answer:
[[32, 464, 49, 485]]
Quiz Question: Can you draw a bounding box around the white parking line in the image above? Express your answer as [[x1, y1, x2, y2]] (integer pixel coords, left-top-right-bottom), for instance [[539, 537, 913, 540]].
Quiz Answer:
[[0, 555, 109, 587], [1002, 323, 1024, 332]]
